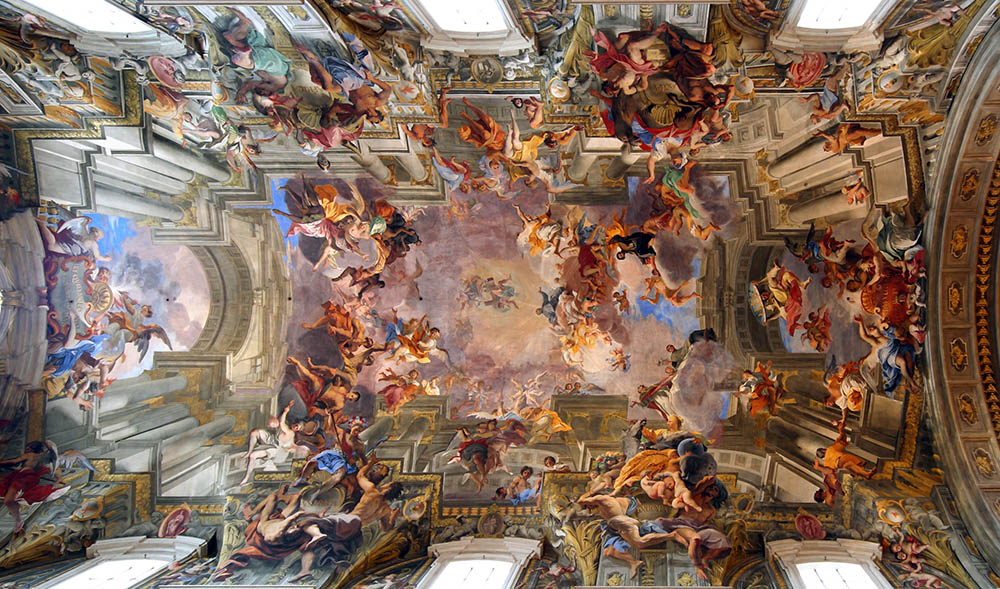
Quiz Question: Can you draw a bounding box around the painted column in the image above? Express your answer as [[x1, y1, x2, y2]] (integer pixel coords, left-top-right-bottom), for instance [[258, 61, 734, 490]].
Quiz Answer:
[[567, 153, 598, 183], [351, 152, 391, 183], [127, 416, 200, 441], [92, 154, 188, 195], [151, 137, 231, 183], [93, 186, 185, 222], [395, 152, 429, 183], [114, 153, 196, 183], [768, 139, 829, 178], [605, 151, 643, 180], [788, 189, 868, 224], [100, 374, 187, 412], [161, 416, 236, 467]]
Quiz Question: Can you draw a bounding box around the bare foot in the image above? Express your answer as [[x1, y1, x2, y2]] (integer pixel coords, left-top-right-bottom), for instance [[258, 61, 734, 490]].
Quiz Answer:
[[302, 533, 327, 551], [629, 559, 642, 579]]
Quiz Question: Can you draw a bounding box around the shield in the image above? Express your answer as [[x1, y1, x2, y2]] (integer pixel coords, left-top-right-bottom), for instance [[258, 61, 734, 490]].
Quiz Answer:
[[747, 281, 778, 325]]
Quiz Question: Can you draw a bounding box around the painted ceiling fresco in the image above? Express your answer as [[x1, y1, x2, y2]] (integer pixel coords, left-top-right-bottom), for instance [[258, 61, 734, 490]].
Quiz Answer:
[[0, 0, 999, 588]]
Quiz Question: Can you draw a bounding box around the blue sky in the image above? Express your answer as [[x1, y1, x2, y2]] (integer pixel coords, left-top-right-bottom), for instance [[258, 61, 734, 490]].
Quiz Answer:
[[632, 257, 702, 336], [86, 213, 136, 256]]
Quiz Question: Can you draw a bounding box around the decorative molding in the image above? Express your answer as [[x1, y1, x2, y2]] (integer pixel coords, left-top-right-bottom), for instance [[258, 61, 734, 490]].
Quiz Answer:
[[418, 537, 542, 589], [767, 539, 891, 589]]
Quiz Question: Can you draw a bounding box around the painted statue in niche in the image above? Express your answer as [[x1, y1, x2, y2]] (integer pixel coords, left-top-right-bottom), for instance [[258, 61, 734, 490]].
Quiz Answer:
[[35, 210, 209, 410]]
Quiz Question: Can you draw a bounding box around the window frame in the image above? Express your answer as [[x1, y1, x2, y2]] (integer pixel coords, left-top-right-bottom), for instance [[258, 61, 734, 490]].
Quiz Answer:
[[408, 0, 532, 56], [770, 0, 897, 53], [416, 537, 542, 589], [767, 539, 893, 589], [35, 536, 205, 589]]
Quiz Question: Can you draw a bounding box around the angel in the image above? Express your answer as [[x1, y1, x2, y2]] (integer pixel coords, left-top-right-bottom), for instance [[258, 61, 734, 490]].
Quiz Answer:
[[609, 348, 631, 372], [386, 315, 449, 365], [603, 291, 627, 320], [375, 367, 423, 413], [801, 305, 833, 352], [508, 96, 544, 128], [814, 123, 881, 153], [429, 146, 472, 194], [448, 420, 527, 492], [402, 87, 452, 147], [519, 405, 573, 444], [513, 203, 568, 257], [610, 448, 681, 494], [842, 170, 871, 205], [503, 109, 565, 182], [855, 315, 916, 398], [105, 306, 174, 362], [51, 445, 95, 484], [640, 274, 699, 306], [222, 8, 291, 95], [35, 215, 109, 261]]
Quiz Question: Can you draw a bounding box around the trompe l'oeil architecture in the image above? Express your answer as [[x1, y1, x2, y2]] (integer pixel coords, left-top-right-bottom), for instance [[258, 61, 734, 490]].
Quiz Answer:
[[0, 0, 997, 587]]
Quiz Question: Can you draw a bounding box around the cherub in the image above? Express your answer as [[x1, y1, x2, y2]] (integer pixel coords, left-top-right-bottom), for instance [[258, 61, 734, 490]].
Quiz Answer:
[[613, 288, 631, 315], [609, 348, 631, 372], [814, 123, 881, 153], [801, 305, 832, 352], [890, 534, 929, 571], [640, 275, 700, 306], [842, 170, 871, 205]]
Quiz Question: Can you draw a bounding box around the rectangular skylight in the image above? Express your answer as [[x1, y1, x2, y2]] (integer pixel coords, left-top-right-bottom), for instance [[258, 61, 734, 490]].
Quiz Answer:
[[797, 0, 882, 29], [18, 0, 155, 34], [419, 0, 509, 33], [796, 562, 880, 589], [49, 559, 169, 589], [427, 559, 513, 589]]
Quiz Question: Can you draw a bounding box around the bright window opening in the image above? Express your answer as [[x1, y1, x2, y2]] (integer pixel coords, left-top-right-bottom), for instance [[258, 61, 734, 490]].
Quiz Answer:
[[796, 561, 880, 589], [49, 558, 170, 589], [18, 0, 155, 34], [418, 0, 509, 33], [796, 0, 882, 29], [427, 559, 514, 589]]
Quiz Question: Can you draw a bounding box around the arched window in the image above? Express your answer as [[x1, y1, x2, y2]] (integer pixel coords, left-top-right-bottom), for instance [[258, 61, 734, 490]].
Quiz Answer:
[[417, 537, 541, 589], [768, 539, 891, 589], [36, 536, 205, 589]]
